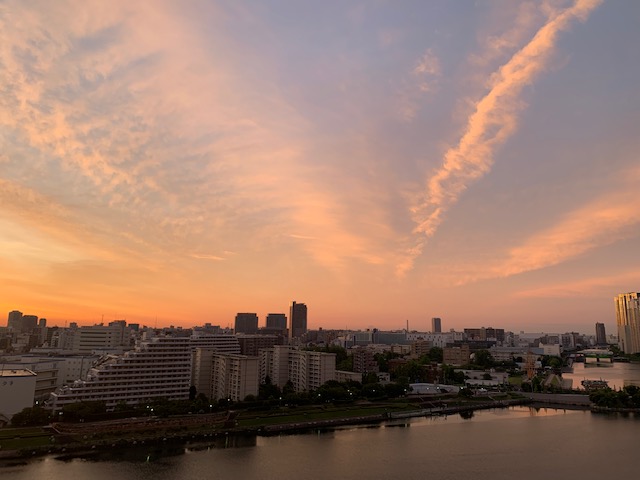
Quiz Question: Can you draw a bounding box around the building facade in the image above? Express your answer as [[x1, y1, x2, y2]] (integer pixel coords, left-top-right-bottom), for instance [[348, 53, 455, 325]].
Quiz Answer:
[[289, 301, 307, 341], [211, 353, 259, 401], [234, 313, 259, 334], [431, 317, 442, 333], [615, 293, 640, 354], [266, 313, 287, 331], [48, 336, 192, 411], [443, 344, 470, 366], [595, 323, 607, 346], [260, 346, 335, 392], [0, 369, 36, 421]]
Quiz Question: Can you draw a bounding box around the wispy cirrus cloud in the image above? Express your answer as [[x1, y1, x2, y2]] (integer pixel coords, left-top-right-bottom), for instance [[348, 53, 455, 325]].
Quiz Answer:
[[397, 0, 603, 275], [397, 48, 442, 121]]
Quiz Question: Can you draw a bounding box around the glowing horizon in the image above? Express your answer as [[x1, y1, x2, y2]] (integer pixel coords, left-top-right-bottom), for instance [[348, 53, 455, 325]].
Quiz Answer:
[[1, 0, 638, 334]]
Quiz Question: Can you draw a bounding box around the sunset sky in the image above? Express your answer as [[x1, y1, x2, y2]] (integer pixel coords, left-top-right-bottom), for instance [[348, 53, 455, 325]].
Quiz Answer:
[[1, 0, 638, 334]]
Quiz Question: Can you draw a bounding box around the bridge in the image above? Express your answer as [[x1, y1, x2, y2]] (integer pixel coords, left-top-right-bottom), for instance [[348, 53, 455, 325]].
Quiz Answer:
[[579, 349, 614, 364]]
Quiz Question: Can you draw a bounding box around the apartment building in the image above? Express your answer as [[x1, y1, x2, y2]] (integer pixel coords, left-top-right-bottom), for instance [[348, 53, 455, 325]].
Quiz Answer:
[[48, 336, 192, 411], [260, 346, 335, 392]]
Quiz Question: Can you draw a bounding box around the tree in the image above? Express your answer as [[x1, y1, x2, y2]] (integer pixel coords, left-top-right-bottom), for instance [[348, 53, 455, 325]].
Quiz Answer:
[[61, 401, 107, 422], [472, 350, 494, 369], [429, 347, 443, 363], [258, 376, 281, 400], [362, 372, 379, 385], [11, 406, 51, 427], [337, 356, 353, 371], [189, 385, 197, 401], [441, 364, 465, 385]]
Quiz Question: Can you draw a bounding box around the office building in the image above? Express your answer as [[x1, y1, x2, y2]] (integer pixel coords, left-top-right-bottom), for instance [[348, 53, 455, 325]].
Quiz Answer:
[[595, 323, 607, 346], [7, 310, 23, 331], [615, 292, 640, 354], [289, 301, 307, 340], [21, 315, 38, 333], [431, 317, 442, 333], [234, 313, 259, 335], [237, 334, 282, 356], [443, 344, 470, 366], [266, 313, 287, 331]]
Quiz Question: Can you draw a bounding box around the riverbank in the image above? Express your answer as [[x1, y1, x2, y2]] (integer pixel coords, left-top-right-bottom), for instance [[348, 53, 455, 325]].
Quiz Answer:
[[0, 397, 531, 462]]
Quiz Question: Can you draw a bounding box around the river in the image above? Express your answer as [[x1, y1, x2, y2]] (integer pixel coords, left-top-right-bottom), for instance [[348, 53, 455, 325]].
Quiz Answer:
[[2, 406, 638, 480], [562, 360, 640, 390]]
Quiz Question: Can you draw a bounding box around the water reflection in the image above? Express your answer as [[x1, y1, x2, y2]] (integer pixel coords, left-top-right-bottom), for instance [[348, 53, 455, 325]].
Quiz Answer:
[[563, 361, 640, 390]]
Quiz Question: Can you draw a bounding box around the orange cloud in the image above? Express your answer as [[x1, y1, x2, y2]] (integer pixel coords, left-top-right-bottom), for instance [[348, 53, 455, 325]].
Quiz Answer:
[[496, 188, 640, 278], [514, 270, 640, 299]]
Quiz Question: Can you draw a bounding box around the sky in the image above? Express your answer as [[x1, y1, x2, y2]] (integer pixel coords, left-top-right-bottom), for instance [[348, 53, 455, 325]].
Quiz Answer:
[[1, 0, 639, 334]]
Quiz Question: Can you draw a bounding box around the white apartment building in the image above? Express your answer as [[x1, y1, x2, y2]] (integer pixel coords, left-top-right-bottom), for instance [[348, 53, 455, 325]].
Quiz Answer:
[[0, 369, 36, 421], [192, 349, 259, 401], [1, 354, 99, 398], [260, 346, 335, 392], [406, 332, 463, 347], [211, 353, 258, 402], [51, 321, 132, 353], [48, 336, 192, 411], [189, 334, 240, 354]]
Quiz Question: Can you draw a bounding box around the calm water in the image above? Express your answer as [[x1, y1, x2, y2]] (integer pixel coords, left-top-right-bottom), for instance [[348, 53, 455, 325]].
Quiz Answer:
[[2, 407, 639, 480], [563, 360, 640, 390]]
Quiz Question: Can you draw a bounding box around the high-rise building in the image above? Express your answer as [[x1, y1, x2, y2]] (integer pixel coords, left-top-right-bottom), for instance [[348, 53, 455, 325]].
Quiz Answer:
[[615, 293, 640, 354], [7, 310, 23, 330], [21, 315, 38, 333], [266, 313, 287, 330], [289, 301, 307, 340], [595, 322, 607, 346], [431, 317, 442, 333], [234, 313, 259, 334]]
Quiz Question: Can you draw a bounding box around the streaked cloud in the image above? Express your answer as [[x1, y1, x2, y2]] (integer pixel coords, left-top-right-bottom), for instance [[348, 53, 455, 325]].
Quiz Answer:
[[497, 183, 640, 279], [399, 0, 603, 275], [514, 271, 640, 299]]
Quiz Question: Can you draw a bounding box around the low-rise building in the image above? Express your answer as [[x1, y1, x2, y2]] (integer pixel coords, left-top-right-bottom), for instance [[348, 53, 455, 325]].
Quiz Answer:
[[443, 344, 470, 366], [0, 369, 36, 422], [335, 370, 362, 383]]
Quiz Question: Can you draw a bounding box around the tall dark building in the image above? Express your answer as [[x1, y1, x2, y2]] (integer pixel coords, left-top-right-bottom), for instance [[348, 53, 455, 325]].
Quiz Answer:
[[21, 315, 38, 333], [234, 313, 259, 334], [7, 310, 22, 330], [595, 322, 607, 346], [289, 301, 307, 340], [266, 313, 287, 330], [431, 317, 442, 333]]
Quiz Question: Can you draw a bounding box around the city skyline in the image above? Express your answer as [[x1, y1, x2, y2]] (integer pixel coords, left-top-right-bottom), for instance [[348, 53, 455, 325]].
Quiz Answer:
[[1, 1, 639, 333]]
